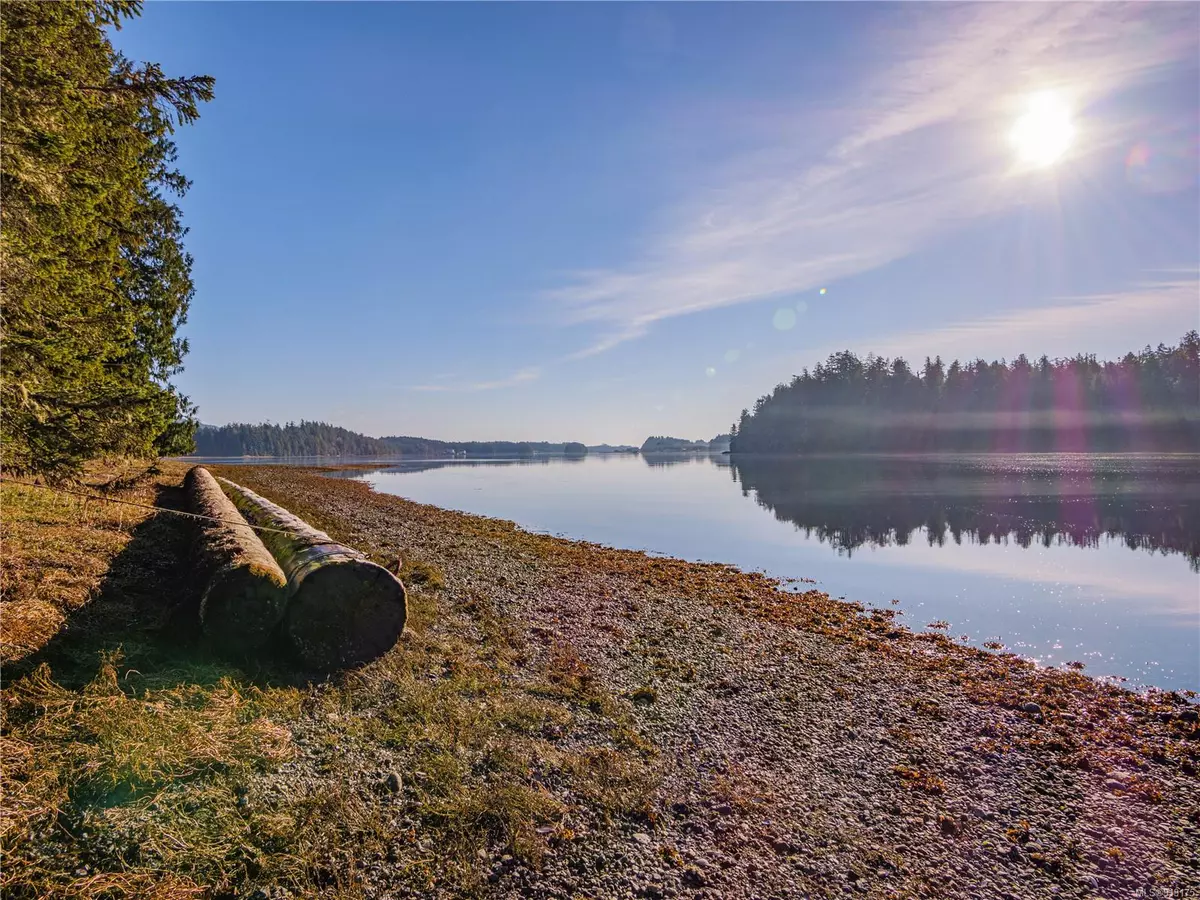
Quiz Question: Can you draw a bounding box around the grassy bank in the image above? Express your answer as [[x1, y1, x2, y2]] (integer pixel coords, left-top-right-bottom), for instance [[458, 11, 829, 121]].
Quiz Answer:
[[1, 463, 654, 898], [2, 462, 1197, 899]]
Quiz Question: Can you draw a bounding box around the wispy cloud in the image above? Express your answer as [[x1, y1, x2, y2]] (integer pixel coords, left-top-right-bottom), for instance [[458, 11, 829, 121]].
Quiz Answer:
[[548, 4, 1197, 355], [410, 366, 541, 393]]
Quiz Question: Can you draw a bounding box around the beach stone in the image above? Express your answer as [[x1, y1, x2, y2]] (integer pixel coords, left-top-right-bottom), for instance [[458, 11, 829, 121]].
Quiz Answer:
[[633, 833, 652, 845], [1021, 702, 1042, 715]]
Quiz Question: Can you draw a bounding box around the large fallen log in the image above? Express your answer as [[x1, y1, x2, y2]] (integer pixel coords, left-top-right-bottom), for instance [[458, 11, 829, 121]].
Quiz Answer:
[[218, 477, 407, 670], [185, 466, 288, 652]]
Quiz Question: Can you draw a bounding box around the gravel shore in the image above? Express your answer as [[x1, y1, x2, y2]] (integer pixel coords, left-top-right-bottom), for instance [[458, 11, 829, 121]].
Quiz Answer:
[[216, 465, 1199, 900]]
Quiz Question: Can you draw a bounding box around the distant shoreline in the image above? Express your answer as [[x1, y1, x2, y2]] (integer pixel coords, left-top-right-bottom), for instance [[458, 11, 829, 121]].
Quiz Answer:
[[174, 449, 1200, 462]]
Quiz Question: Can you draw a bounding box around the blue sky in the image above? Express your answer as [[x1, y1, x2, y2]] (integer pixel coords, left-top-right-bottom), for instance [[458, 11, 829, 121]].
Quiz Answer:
[[113, 3, 1199, 444]]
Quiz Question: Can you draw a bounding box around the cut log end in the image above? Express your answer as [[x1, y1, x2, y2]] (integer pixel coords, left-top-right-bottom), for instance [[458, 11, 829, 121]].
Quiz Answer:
[[284, 560, 407, 670], [200, 565, 290, 653]]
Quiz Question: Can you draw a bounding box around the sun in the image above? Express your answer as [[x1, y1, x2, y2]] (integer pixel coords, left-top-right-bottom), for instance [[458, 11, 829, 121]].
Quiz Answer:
[[1010, 91, 1075, 167]]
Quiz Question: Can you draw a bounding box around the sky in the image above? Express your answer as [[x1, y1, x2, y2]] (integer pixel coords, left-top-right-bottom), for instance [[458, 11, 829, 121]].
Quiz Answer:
[[112, 3, 1200, 445]]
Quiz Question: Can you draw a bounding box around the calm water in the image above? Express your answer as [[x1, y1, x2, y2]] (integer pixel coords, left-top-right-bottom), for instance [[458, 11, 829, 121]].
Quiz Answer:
[[339, 454, 1199, 691]]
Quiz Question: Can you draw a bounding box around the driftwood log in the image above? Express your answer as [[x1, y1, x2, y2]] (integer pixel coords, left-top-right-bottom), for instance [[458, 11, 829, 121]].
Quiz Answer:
[[218, 477, 407, 671], [185, 466, 288, 652]]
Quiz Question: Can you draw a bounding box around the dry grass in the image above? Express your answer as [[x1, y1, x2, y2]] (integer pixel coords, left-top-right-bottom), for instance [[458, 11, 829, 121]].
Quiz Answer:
[[1, 460, 658, 898], [1, 654, 293, 898], [0, 462, 176, 662]]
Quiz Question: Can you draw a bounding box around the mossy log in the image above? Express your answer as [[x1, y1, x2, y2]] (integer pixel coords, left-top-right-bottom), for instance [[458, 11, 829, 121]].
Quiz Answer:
[[185, 466, 288, 652], [218, 477, 407, 671]]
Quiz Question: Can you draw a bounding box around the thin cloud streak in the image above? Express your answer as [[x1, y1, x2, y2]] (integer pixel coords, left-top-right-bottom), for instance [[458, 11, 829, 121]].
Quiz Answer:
[[410, 366, 542, 393], [560, 323, 650, 362], [548, 4, 1197, 356]]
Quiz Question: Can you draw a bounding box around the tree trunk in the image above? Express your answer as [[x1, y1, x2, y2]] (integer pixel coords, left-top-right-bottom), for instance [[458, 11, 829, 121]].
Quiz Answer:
[[218, 476, 407, 671], [185, 466, 288, 652]]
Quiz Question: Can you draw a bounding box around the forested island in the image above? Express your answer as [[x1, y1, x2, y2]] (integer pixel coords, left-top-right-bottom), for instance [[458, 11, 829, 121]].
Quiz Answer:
[[730, 333, 1200, 454], [641, 434, 732, 453]]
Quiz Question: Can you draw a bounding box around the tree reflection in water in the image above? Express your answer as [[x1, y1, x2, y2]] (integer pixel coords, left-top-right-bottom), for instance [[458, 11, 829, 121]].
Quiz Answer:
[[728, 454, 1200, 570]]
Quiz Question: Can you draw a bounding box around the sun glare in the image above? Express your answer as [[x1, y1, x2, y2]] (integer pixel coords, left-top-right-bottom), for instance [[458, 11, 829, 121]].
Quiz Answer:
[[1010, 91, 1075, 167]]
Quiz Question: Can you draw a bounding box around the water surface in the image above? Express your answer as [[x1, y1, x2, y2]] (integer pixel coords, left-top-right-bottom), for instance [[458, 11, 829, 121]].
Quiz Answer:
[[346, 453, 1198, 691]]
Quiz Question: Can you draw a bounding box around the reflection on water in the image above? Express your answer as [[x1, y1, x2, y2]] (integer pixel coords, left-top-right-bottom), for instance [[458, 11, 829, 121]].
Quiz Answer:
[[728, 454, 1200, 570], [343, 453, 1198, 691]]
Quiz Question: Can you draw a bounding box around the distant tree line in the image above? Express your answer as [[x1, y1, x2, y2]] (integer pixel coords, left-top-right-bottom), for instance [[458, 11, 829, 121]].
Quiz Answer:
[[191, 422, 592, 458], [1, 1, 213, 475], [193, 422, 401, 457], [730, 333, 1200, 454], [641, 436, 709, 452], [404, 439, 583, 458]]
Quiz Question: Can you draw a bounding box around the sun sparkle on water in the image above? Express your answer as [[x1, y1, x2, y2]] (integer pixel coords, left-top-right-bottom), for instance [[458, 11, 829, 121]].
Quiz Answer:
[[1011, 91, 1075, 168]]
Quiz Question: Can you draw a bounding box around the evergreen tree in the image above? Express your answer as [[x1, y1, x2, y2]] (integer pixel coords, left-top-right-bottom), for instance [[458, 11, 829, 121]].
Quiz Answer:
[[1, 0, 213, 475], [731, 333, 1200, 454]]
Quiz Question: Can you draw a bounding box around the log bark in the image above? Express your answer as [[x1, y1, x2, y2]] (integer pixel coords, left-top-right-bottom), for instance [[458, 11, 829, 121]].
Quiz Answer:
[[218, 477, 407, 671], [185, 466, 288, 652]]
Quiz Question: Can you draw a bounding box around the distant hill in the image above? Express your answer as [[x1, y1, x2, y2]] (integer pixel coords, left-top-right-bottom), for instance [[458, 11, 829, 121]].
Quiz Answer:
[[190, 421, 600, 458], [640, 435, 710, 453]]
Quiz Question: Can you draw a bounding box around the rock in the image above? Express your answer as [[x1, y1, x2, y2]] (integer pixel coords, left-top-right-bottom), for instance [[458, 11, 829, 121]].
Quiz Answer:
[[1021, 702, 1042, 716], [247, 889, 293, 900], [714, 802, 734, 816], [682, 866, 708, 888], [771, 838, 798, 854], [633, 832, 652, 845], [383, 771, 403, 793]]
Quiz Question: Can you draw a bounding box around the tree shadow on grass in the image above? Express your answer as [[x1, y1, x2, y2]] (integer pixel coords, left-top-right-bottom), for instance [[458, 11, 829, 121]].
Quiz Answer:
[[2, 482, 302, 692]]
